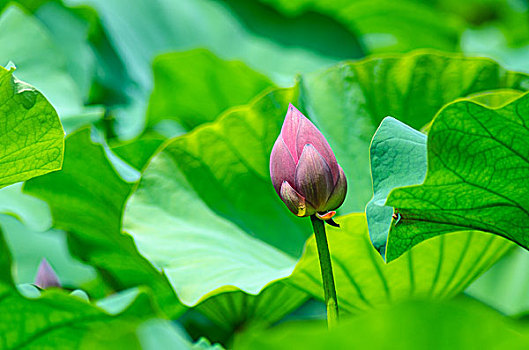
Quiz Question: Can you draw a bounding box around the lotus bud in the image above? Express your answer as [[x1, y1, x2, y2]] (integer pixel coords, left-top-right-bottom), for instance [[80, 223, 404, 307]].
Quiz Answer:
[[34, 258, 61, 289], [270, 104, 347, 223]]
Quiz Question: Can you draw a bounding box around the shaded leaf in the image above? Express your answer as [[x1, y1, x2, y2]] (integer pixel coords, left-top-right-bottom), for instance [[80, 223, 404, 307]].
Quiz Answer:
[[24, 128, 184, 318], [466, 246, 529, 316], [0, 226, 164, 349], [0, 4, 102, 131], [111, 136, 165, 171], [66, 0, 364, 138], [366, 117, 427, 254], [195, 281, 309, 333], [235, 298, 529, 349], [138, 319, 224, 350], [147, 49, 274, 132], [256, 0, 464, 53]]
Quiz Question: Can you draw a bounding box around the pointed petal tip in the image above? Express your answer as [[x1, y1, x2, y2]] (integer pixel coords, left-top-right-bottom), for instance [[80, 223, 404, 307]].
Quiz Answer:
[[35, 258, 61, 289]]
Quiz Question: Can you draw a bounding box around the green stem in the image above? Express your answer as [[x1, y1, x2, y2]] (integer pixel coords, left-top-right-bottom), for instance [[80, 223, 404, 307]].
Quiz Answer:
[[310, 215, 339, 329]]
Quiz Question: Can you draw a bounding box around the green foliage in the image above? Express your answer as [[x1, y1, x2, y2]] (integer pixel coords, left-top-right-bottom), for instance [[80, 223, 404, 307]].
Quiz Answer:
[[0, 228, 166, 350], [235, 298, 529, 349], [0, 66, 63, 188], [289, 214, 511, 313], [252, 0, 465, 53], [0, 4, 102, 131], [366, 117, 427, 254], [124, 88, 310, 306], [1, 214, 95, 287], [466, 246, 529, 316], [147, 49, 274, 132], [386, 92, 529, 261], [24, 129, 184, 318], [195, 282, 309, 333], [299, 51, 529, 212], [3, 0, 529, 347], [124, 51, 529, 310]]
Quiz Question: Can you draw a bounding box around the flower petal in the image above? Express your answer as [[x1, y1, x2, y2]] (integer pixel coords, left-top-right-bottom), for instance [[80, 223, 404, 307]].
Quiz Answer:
[[35, 258, 61, 289], [295, 144, 334, 210], [280, 103, 303, 163], [325, 165, 347, 211], [270, 135, 296, 194], [296, 114, 339, 183], [280, 181, 316, 217]]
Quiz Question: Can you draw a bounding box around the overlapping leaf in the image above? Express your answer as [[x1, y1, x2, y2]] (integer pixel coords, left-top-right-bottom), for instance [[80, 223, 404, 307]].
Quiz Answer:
[[124, 88, 311, 306], [66, 0, 363, 138], [125, 52, 529, 307], [386, 91, 529, 261], [0, 227, 165, 349], [366, 117, 427, 254], [24, 129, 184, 318], [288, 213, 511, 313], [195, 281, 309, 334], [1, 214, 95, 287], [466, 246, 529, 316], [147, 49, 274, 132]]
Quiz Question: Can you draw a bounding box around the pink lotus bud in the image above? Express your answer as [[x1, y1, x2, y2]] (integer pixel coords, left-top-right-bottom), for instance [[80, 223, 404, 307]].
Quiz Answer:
[[34, 258, 61, 289], [270, 104, 347, 219]]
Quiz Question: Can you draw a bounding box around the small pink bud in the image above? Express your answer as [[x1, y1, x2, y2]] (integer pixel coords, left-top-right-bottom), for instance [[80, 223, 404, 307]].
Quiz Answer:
[[34, 258, 61, 289], [270, 104, 347, 218]]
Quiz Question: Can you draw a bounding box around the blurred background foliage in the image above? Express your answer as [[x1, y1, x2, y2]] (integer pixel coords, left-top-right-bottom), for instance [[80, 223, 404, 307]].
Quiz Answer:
[[2, 0, 529, 348]]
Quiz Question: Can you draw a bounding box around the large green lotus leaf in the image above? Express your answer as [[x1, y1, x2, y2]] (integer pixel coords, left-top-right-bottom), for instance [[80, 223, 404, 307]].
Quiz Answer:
[[124, 87, 311, 306], [0, 4, 102, 132], [0, 225, 168, 350], [288, 214, 511, 314], [366, 117, 427, 254], [256, 0, 464, 53], [299, 51, 529, 212], [0, 66, 64, 188], [234, 298, 529, 349], [147, 49, 274, 132], [385, 91, 529, 261], [466, 246, 529, 316], [365, 89, 522, 254], [24, 129, 185, 318]]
